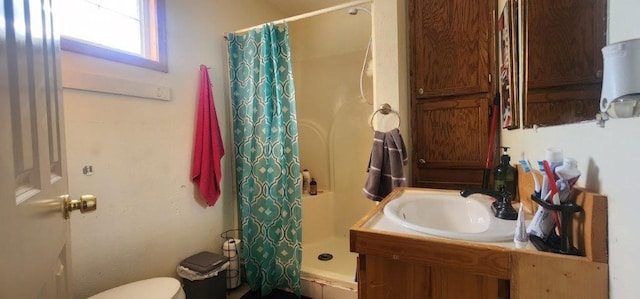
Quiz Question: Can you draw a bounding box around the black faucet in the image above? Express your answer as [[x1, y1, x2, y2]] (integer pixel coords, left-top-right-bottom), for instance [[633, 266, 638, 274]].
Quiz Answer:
[[460, 188, 518, 220]]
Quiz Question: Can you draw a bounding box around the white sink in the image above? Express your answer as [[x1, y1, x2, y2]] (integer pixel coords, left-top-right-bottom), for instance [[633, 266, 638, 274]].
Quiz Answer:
[[383, 190, 516, 242]]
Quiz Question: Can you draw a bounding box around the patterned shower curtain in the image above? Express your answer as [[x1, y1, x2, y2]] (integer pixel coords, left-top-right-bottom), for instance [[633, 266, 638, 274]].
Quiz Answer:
[[227, 23, 302, 296]]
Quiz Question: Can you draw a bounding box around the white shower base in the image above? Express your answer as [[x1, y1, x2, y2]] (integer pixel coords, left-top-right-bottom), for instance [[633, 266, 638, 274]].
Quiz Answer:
[[301, 236, 358, 299], [300, 192, 358, 298]]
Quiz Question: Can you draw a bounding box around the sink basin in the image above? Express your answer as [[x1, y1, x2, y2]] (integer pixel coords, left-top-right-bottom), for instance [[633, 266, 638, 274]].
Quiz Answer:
[[383, 190, 516, 242]]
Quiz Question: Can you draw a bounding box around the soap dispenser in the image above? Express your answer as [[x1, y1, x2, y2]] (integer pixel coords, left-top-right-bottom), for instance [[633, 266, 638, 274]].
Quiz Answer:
[[494, 147, 518, 200]]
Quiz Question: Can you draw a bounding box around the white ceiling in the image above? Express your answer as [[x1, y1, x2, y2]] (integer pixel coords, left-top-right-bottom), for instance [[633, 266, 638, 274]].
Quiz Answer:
[[263, 0, 351, 15]]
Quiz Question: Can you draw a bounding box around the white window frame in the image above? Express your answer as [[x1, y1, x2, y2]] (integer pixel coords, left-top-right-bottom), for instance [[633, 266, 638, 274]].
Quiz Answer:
[[59, 0, 168, 72]]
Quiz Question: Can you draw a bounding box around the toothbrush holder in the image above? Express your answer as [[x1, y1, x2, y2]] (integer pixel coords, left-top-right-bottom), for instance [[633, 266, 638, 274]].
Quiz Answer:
[[529, 194, 584, 256]]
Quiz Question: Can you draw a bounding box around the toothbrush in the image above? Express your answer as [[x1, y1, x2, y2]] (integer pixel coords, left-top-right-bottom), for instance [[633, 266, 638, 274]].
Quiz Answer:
[[537, 160, 548, 199], [542, 161, 560, 205], [518, 159, 541, 197], [542, 160, 562, 234]]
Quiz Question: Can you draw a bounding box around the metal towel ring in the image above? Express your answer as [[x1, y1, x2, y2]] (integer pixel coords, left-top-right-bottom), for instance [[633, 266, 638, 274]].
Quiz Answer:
[[369, 103, 401, 131]]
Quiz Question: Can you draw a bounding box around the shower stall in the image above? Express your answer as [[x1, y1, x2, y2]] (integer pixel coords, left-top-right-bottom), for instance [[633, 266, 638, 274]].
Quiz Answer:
[[226, 1, 375, 297], [288, 4, 375, 298]]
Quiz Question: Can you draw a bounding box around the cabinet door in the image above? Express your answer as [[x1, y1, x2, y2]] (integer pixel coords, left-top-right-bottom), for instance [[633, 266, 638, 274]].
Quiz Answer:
[[412, 96, 490, 189], [358, 255, 431, 299], [409, 0, 496, 190], [411, 0, 492, 98], [357, 255, 506, 299], [524, 0, 605, 127], [431, 267, 503, 299]]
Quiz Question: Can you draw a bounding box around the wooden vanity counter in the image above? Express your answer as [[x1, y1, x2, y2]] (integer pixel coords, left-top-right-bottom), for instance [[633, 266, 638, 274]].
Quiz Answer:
[[350, 187, 608, 299]]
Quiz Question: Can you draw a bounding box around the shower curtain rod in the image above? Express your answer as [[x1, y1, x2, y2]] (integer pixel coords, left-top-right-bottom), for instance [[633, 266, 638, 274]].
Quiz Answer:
[[224, 0, 371, 37]]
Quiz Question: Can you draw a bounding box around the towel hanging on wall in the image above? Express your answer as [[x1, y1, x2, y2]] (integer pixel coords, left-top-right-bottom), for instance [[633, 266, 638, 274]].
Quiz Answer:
[[191, 65, 225, 206], [362, 128, 408, 201]]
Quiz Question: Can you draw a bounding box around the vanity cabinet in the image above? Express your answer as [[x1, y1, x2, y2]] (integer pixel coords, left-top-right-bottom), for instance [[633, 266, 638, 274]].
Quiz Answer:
[[352, 227, 510, 299], [409, 0, 497, 189], [350, 187, 609, 299], [356, 243, 509, 299], [523, 0, 606, 127]]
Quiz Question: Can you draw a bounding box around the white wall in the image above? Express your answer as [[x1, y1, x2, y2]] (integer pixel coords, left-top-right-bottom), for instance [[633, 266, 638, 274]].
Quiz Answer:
[[62, 1, 285, 298], [376, 0, 639, 298], [370, 0, 411, 179], [499, 1, 640, 298]]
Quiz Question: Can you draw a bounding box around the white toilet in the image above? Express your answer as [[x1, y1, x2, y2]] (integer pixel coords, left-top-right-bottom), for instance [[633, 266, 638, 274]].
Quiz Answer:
[[88, 277, 186, 299]]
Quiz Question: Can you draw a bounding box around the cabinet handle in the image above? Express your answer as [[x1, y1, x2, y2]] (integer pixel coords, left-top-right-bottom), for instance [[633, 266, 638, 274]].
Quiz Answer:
[[418, 158, 426, 165], [418, 88, 424, 95], [596, 70, 603, 79]]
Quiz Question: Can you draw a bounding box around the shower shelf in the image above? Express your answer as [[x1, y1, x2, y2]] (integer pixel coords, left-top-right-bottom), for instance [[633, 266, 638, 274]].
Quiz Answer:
[[301, 191, 332, 199]]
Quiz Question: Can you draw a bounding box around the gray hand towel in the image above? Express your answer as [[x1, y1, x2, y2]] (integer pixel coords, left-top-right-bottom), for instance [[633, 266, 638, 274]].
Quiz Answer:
[[362, 128, 408, 201]]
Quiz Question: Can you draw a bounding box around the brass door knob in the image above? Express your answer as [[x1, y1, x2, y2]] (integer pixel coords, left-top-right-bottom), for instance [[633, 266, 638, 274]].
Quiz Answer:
[[62, 194, 97, 219]]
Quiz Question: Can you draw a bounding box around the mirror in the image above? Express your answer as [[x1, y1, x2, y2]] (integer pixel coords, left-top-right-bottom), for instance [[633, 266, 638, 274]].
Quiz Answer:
[[500, 0, 607, 128]]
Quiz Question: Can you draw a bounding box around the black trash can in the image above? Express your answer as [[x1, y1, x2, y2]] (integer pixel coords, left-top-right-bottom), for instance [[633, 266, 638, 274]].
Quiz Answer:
[[177, 251, 229, 299]]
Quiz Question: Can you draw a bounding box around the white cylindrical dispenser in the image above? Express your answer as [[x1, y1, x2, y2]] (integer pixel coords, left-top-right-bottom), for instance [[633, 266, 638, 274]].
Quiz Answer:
[[223, 238, 242, 289], [600, 38, 640, 118]]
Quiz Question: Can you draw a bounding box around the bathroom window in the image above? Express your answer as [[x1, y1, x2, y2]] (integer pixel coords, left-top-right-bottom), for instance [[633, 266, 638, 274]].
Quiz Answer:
[[58, 0, 168, 72]]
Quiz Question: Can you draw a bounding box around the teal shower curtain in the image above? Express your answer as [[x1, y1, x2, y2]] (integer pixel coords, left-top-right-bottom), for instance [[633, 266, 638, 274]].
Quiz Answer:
[[227, 23, 302, 296]]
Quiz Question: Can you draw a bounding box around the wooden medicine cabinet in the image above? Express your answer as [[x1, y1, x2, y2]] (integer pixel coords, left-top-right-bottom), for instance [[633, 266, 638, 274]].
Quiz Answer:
[[521, 0, 607, 128]]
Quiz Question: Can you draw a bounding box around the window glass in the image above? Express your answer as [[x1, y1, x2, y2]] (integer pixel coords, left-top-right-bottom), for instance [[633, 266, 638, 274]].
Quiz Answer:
[[58, 0, 167, 72]]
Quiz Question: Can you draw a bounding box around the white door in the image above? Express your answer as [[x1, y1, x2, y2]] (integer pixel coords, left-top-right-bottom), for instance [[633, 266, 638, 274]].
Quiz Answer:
[[1, 0, 94, 298]]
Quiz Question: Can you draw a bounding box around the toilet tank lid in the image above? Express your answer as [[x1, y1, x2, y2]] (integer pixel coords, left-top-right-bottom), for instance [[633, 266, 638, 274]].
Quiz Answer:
[[89, 277, 181, 299]]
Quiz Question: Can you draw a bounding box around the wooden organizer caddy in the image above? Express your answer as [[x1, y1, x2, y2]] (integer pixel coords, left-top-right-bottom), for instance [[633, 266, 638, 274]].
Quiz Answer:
[[511, 165, 609, 298], [516, 165, 608, 263]]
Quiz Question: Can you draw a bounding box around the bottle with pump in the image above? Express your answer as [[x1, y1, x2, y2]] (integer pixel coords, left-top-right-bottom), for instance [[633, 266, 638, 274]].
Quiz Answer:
[[494, 147, 518, 199], [309, 178, 317, 195]]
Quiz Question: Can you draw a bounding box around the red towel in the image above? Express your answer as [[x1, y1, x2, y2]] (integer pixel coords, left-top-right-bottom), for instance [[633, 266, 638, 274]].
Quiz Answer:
[[191, 65, 224, 206]]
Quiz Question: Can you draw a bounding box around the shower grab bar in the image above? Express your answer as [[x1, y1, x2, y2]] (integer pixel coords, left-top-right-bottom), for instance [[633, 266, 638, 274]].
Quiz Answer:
[[369, 103, 400, 131]]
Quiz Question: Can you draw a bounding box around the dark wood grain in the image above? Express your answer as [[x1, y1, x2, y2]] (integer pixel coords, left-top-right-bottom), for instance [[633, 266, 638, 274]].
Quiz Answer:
[[412, 95, 491, 188], [412, 0, 490, 98], [409, 0, 497, 189], [524, 0, 606, 127]]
